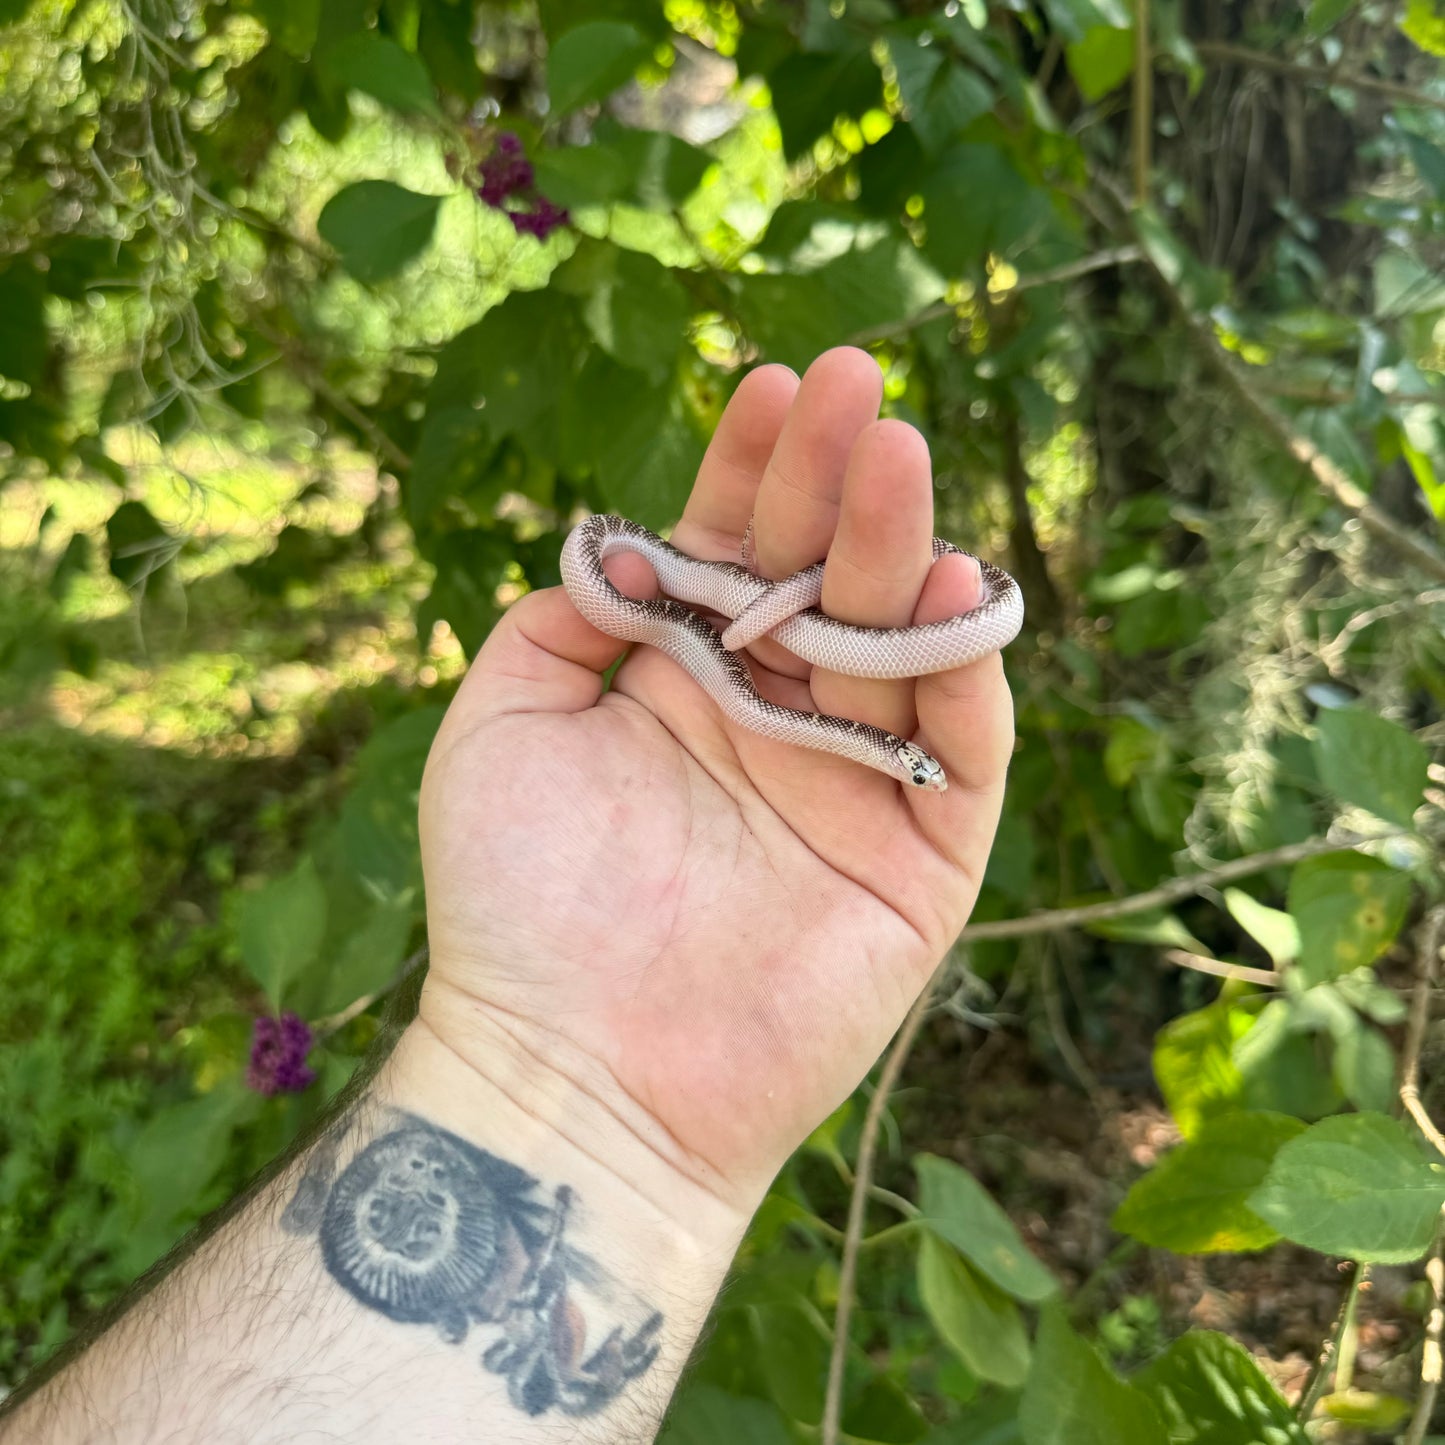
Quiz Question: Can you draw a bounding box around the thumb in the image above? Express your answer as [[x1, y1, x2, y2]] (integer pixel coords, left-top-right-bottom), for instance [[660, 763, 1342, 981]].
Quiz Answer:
[[446, 550, 657, 723]]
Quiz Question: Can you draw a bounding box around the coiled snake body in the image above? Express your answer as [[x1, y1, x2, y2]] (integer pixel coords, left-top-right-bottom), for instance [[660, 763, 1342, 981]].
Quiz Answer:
[[560, 515, 1024, 791]]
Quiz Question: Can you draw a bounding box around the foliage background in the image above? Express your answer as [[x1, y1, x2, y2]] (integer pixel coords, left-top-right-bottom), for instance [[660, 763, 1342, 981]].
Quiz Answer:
[[2, 0, 1445, 1437]]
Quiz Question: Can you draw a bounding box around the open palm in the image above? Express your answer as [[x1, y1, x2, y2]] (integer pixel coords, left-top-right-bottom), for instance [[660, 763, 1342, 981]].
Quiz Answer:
[[417, 348, 1016, 1212]]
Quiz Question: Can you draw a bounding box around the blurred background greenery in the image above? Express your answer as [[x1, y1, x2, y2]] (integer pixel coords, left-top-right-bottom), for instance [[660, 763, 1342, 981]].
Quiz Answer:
[[2, 0, 1445, 1438]]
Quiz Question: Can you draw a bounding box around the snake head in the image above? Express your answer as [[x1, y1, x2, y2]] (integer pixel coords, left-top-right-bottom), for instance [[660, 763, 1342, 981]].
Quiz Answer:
[[896, 743, 947, 793]]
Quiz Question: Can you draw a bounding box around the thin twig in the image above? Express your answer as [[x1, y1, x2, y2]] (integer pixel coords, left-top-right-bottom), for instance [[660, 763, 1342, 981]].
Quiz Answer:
[[252, 322, 414, 474], [1163, 949, 1278, 987], [1298, 1264, 1359, 1420], [1188, 39, 1445, 115], [845, 247, 1143, 345], [821, 972, 939, 1445], [956, 833, 1401, 943], [1405, 1239, 1445, 1445], [1094, 177, 1445, 585], [1401, 908, 1445, 1158], [313, 945, 430, 1041]]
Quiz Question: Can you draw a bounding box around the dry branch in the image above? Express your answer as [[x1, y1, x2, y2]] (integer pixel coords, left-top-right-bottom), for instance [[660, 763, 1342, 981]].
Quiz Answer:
[[821, 972, 938, 1445]]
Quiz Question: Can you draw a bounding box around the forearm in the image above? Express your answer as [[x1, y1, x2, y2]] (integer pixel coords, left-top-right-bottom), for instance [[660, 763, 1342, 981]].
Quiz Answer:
[[5, 1020, 749, 1444]]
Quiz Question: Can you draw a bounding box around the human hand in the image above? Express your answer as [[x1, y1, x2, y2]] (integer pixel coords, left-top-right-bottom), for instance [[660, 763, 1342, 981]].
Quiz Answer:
[[415, 347, 1016, 1224]]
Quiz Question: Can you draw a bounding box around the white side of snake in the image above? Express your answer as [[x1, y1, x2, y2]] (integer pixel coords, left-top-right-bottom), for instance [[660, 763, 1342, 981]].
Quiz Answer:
[[559, 514, 1025, 792]]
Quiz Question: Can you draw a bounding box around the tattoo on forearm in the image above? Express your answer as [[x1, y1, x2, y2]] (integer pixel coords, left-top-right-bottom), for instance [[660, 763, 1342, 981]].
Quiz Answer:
[[280, 1108, 663, 1418]]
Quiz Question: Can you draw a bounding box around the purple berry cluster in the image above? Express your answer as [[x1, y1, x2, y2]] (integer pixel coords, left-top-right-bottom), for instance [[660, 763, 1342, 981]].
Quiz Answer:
[[247, 1011, 317, 1096], [475, 131, 570, 241]]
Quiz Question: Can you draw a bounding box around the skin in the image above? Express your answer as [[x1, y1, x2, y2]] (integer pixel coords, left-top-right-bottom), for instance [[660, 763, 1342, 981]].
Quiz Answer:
[[416, 345, 1015, 1214]]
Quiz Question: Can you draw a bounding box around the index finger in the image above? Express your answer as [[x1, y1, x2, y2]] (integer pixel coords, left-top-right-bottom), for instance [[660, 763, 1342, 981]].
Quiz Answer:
[[674, 364, 798, 558]]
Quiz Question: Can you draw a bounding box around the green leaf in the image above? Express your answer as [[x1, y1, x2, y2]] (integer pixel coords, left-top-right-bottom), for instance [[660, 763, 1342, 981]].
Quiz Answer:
[[1019, 1305, 1167, 1445], [428, 290, 581, 438], [888, 38, 994, 153], [1153, 1004, 1249, 1138], [658, 1382, 794, 1445], [1134, 1330, 1308, 1444], [918, 1233, 1030, 1387], [580, 249, 691, 380], [1037, 0, 1129, 43], [317, 181, 442, 284], [320, 31, 441, 117], [915, 1155, 1057, 1302], [1287, 853, 1410, 984], [1087, 909, 1210, 955], [1223, 888, 1299, 965], [918, 144, 1069, 278], [406, 406, 498, 528], [318, 897, 414, 1015], [547, 20, 652, 115], [1312, 706, 1428, 826], [1112, 1112, 1305, 1253], [532, 145, 635, 211], [559, 352, 700, 527], [1401, 129, 1445, 201], [1319, 1389, 1412, 1428], [1066, 25, 1134, 102], [842, 1375, 930, 1444], [1247, 1112, 1445, 1262], [124, 1079, 261, 1255], [1232, 1000, 1343, 1120], [250, 0, 321, 56], [238, 856, 328, 1007], [600, 121, 715, 208], [768, 42, 882, 160], [1402, 0, 1445, 54], [1304, 0, 1353, 34], [1330, 1013, 1397, 1113], [748, 1302, 829, 1424]]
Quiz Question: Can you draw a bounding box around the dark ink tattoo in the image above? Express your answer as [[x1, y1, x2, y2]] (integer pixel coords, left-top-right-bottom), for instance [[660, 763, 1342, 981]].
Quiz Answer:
[[281, 1109, 663, 1418]]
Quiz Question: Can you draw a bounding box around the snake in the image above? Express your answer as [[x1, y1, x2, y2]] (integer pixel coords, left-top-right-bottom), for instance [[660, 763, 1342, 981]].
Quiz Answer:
[[559, 514, 1024, 792]]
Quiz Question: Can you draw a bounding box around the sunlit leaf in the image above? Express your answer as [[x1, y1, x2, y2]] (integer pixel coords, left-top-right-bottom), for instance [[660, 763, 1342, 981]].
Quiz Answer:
[[1312, 706, 1428, 826], [1247, 1112, 1445, 1262], [1019, 1306, 1166, 1445], [1134, 1330, 1307, 1444], [915, 1155, 1057, 1302], [918, 1233, 1030, 1387], [1112, 1112, 1304, 1253]]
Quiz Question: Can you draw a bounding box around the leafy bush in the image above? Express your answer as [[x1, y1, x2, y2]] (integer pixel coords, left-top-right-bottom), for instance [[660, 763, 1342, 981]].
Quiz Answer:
[[3, 0, 1445, 1436]]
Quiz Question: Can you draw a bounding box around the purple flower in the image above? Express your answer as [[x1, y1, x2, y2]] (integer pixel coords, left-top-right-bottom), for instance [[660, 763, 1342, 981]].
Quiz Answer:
[[247, 1010, 317, 1096], [508, 196, 570, 240], [476, 131, 534, 208]]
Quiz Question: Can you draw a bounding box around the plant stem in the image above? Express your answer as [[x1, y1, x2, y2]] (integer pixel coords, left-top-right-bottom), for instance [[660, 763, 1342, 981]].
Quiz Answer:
[[821, 971, 938, 1445], [956, 832, 1402, 943]]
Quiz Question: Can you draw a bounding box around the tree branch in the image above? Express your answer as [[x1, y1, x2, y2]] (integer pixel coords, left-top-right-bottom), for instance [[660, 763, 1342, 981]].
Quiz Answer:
[[821, 970, 939, 1445], [845, 247, 1143, 346], [1188, 39, 1445, 116], [956, 833, 1401, 943]]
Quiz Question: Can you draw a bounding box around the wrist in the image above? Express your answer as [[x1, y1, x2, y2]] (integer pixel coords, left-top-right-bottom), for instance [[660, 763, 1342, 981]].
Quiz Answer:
[[385, 1007, 756, 1257]]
